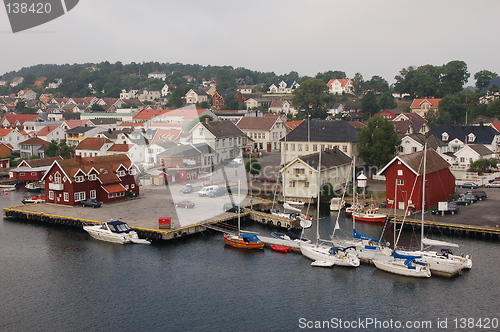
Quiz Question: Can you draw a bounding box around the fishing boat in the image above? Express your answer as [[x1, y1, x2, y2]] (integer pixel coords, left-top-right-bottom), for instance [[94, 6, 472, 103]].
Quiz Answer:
[[22, 194, 46, 204], [373, 251, 431, 278], [352, 207, 387, 223], [270, 245, 292, 253], [83, 220, 151, 244], [25, 182, 43, 192]]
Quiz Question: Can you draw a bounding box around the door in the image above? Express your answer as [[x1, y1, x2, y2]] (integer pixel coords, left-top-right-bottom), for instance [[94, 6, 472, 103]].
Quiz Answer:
[[267, 143, 272, 152]]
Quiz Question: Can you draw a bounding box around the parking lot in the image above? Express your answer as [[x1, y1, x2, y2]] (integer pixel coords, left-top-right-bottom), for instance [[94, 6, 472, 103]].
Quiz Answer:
[[427, 187, 500, 228]]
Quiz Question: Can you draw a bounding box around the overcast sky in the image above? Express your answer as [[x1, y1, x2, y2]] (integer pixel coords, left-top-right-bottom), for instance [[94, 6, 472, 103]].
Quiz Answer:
[[1, 0, 498, 85]]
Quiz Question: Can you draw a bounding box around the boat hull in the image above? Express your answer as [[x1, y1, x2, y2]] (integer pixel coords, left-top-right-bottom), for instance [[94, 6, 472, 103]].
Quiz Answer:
[[83, 226, 141, 244], [270, 245, 292, 253], [373, 258, 431, 278], [398, 250, 466, 277], [300, 243, 360, 267], [224, 234, 264, 249], [352, 212, 387, 223]]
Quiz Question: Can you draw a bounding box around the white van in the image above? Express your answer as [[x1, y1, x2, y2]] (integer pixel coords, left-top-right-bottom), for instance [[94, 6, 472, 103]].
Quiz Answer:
[[198, 185, 218, 197]]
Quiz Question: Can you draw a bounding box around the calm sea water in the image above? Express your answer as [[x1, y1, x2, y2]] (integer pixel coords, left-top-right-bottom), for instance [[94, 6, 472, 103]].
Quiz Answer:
[[1, 190, 499, 332]]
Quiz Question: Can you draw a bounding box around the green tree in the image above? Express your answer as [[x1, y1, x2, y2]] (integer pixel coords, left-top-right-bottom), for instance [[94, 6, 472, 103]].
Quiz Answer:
[[45, 141, 74, 158], [320, 183, 336, 202], [359, 116, 401, 167], [474, 70, 497, 92], [486, 97, 500, 118], [439, 60, 469, 96], [45, 140, 59, 157], [439, 95, 467, 124], [292, 79, 336, 119], [351, 72, 365, 95], [245, 159, 261, 177], [90, 104, 105, 112], [378, 91, 397, 109], [470, 158, 498, 172], [365, 75, 389, 94], [361, 91, 380, 116]]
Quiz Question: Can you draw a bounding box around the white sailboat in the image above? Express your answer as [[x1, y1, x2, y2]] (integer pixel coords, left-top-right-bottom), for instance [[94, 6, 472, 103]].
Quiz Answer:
[[299, 151, 360, 268], [331, 157, 392, 264]]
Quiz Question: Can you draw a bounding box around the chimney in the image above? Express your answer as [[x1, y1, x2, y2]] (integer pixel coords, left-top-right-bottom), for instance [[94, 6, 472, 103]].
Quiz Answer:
[[75, 154, 82, 164]]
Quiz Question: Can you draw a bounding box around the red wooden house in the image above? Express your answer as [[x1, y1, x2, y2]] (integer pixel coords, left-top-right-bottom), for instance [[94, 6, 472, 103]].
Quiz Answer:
[[378, 148, 455, 211], [9, 156, 63, 181], [41, 154, 139, 206]]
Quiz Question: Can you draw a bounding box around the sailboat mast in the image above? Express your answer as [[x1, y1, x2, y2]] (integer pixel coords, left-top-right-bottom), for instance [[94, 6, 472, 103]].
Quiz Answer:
[[352, 156, 356, 230], [316, 150, 322, 243], [421, 144, 427, 251], [238, 180, 241, 236]]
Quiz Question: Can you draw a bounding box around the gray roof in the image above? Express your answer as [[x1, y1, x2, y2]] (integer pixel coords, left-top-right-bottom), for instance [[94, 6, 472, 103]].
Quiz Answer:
[[201, 120, 245, 138], [297, 149, 352, 170], [158, 143, 214, 158], [66, 126, 96, 133], [467, 144, 494, 156], [282, 119, 359, 143], [399, 133, 447, 150], [89, 118, 120, 125], [428, 125, 498, 144]]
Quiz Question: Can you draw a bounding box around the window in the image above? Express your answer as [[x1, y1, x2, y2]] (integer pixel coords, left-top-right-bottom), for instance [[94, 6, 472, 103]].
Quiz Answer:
[[117, 170, 126, 177], [54, 172, 61, 184], [20, 173, 25, 176], [399, 146, 404, 153], [397, 170, 403, 176], [291, 144, 295, 151], [442, 132, 449, 141], [467, 133, 476, 143], [88, 174, 97, 181], [412, 147, 417, 153], [49, 191, 54, 200], [90, 190, 96, 199], [74, 191, 85, 202], [342, 145, 348, 152], [298, 144, 302, 151], [305, 144, 309, 152], [129, 168, 136, 175], [312, 144, 317, 152], [31, 172, 37, 176], [304, 182, 309, 188], [64, 192, 69, 202], [290, 181, 296, 187], [75, 175, 84, 182], [131, 184, 135, 189], [396, 179, 404, 185]]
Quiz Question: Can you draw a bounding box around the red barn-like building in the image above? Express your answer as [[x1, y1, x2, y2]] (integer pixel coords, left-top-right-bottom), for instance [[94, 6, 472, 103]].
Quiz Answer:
[[378, 148, 455, 211], [41, 154, 139, 206]]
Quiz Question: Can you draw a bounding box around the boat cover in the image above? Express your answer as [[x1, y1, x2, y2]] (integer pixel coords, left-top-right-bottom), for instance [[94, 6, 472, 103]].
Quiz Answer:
[[353, 229, 379, 243], [107, 220, 133, 233], [393, 250, 421, 260], [286, 231, 301, 240], [240, 233, 261, 243], [421, 237, 459, 248]]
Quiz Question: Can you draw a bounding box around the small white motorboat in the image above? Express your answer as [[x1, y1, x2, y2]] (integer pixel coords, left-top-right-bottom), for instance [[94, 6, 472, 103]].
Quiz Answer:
[[83, 220, 151, 244]]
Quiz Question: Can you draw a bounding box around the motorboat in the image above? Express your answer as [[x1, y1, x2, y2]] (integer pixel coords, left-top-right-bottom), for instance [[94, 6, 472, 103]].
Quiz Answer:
[[83, 220, 151, 244], [25, 182, 43, 192], [329, 197, 345, 211], [352, 208, 387, 223], [285, 200, 305, 206], [271, 231, 311, 244], [223, 233, 264, 249], [22, 194, 46, 204]]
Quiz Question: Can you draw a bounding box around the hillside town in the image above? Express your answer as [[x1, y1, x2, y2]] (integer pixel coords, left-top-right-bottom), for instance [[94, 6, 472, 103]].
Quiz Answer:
[[1, 63, 500, 209]]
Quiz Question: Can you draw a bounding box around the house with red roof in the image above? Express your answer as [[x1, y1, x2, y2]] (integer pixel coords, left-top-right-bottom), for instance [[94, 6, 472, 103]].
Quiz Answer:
[[19, 137, 49, 158], [0, 113, 44, 127], [392, 112, 428, 134], [9, 156, 63, 181], [284, 120, 305, 132], [374, 108, 403, 120], [410, 97, 442, 118], [17, 89, 37, 100], [327, 78, 354, 95], [36, 125, 65, 143], [41, 154, 139, 206], [236, 114, 286, 151], [132, 109, 170, 123]]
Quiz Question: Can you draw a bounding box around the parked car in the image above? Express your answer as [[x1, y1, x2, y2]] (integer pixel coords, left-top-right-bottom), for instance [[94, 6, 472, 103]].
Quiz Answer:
[[452, 197, 472, 206], [182, 184, 194, 194], [198, 185, 218, 197], [223, 203, 244, 213], [80, 199, 102, 208], [175, 200, 195, 208], [485, 181, 500, 188], [459, 193, 477, 203], [431, 202, 459, 215], [466, 190, 487, 201], [458, 182, 478, 189], [208, 186, 228, 197]]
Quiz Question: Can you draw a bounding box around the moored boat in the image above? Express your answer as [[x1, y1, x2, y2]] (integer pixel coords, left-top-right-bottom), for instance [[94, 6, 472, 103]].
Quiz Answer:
[[352, 208, 387, 223], [25, 182, 43, 192], [270, 245, 292, 253], [22, 194, 46, 204], [83, 220, 151, 244], [223, 233, 264, 249], [373, 251, 431, 278]]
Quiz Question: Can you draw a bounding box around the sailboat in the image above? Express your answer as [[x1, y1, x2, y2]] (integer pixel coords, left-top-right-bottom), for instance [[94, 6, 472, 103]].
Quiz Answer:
[[224, 181, 264, 249], [393, 145, 472, 277], [299, 151, 360, 268], [331, 157, 392, 264]]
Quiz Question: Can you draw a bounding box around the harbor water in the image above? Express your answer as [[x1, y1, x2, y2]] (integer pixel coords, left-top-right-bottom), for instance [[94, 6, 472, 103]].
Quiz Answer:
[[1, 190, 499, 331]]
